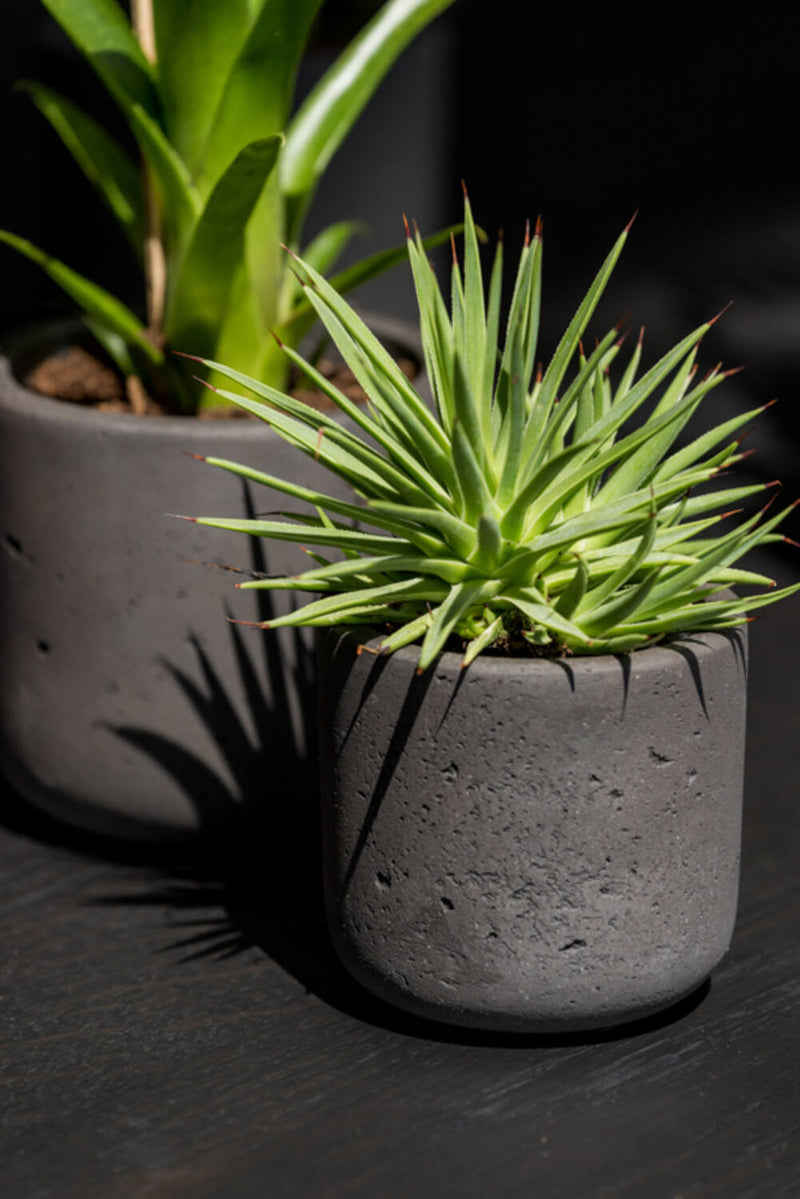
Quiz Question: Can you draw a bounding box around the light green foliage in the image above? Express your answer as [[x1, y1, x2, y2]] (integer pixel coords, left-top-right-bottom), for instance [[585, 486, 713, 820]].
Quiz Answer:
[[190, 196, 798, 667], [0, 0, 455, 410]]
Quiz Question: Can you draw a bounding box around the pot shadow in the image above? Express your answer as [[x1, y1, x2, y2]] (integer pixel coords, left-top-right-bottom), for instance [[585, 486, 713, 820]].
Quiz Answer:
[[340, 657, 435, 897], [85, 647, 717, 1049], [106, 480, 317, 839], [664, 627, 748, 719], [87, 847, 714, 1048]]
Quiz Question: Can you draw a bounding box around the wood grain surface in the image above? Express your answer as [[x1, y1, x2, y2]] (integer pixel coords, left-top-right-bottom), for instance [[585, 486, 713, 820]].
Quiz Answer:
[[2, 549, 798, 1199]]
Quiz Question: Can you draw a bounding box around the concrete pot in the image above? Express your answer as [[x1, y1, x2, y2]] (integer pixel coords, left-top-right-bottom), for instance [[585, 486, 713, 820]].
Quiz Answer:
[[318, 624, 748, 1032], [0, 317, 419, 841]]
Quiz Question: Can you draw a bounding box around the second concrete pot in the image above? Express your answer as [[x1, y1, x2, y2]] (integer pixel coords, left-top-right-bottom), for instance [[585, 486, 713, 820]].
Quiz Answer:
[[0, 317, 420, 841], [318, 624, 748, 1033]]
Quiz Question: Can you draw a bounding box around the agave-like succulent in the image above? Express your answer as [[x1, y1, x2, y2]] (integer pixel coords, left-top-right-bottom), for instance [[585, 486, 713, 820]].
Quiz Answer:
[[0, 0, 455, 410], [184, 195, 799, 669]]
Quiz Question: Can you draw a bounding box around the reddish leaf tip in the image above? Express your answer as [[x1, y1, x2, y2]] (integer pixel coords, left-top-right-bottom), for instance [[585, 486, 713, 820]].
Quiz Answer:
[[172, 350, 203, 362], [624, 210, 639, 234], [534, 214, 544, 238], [181, 451, 206, 461], [226, 616, 270, 629], [707, 300, 733, 328], [402, 213, 411, 239], [191, 374, 219, 393], [168, 514, 197, 522]]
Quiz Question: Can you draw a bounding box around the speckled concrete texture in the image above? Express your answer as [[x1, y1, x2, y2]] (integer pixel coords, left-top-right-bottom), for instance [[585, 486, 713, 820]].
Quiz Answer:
[[0, 319, 421, 840], [318, 624, 748, 1032]]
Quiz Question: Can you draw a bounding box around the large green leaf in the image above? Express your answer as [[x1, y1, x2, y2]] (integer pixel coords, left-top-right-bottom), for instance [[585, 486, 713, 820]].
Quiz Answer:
[[153, 0, 257, 175], [198, 0, 322, 194], [19, 80, 144, 252], [125, 103, 200, 253], [166, 135, 283, 358], [0, 231, 161, 363], [281, 0, 456, 233], [40, 0, 159, 117]]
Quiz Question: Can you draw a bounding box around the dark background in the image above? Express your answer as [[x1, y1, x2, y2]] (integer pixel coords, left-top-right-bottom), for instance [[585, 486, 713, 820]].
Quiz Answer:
[[1, 2, 799, 509]]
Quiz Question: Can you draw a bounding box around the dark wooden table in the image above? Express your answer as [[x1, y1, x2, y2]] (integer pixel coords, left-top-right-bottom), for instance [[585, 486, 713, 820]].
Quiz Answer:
[[3, 549, 799, 1199]]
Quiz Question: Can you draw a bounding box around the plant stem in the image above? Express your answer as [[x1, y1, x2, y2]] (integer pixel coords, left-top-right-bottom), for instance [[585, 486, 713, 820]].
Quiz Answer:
[[131, 0, 166, 338]]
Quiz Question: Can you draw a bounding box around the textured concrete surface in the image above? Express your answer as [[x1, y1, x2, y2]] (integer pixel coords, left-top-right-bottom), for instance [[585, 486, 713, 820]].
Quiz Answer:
[[0, 319, 420, 839], [319, 624, 749, 1032]]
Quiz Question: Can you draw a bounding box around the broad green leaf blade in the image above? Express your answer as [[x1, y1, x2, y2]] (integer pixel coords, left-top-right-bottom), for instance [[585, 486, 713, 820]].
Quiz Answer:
[[125, 103, 201, 251], [282, 0, 456, 227], [0, 231, 162, 363], [153, 0, 258, 174], [166, 135, 283, 356], [40, 0, 159, 117], [199, 0, 322, 193], [19, 81, 144, 252]]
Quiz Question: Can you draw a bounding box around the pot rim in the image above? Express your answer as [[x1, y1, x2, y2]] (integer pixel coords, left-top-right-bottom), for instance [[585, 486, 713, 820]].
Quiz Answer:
[[326, 614, 747, 679], [0, 313, 424, 438]]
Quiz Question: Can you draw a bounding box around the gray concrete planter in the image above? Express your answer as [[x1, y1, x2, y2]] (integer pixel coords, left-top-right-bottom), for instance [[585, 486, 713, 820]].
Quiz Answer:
[[318, 624, 748, 1032], [0, 317, 419, 841]]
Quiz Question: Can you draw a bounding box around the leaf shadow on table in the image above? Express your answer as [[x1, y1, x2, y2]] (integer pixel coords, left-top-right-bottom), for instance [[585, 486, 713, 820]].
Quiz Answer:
[[81, 643, 714, 1051], [1, 530, 716, 1050]]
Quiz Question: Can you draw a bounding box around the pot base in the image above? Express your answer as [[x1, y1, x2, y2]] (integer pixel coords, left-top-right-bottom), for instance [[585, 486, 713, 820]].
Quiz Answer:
[[319, 625, 747, 1033]]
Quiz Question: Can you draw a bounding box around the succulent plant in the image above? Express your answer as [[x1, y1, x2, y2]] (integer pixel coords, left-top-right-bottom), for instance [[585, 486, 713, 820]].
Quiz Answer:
[[184, 195, 799, 669], [0, 0, 455, 410]]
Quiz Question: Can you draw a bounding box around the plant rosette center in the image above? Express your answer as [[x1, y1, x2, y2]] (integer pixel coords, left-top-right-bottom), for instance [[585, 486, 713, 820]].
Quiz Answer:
[[184, 195, 798, 671]]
